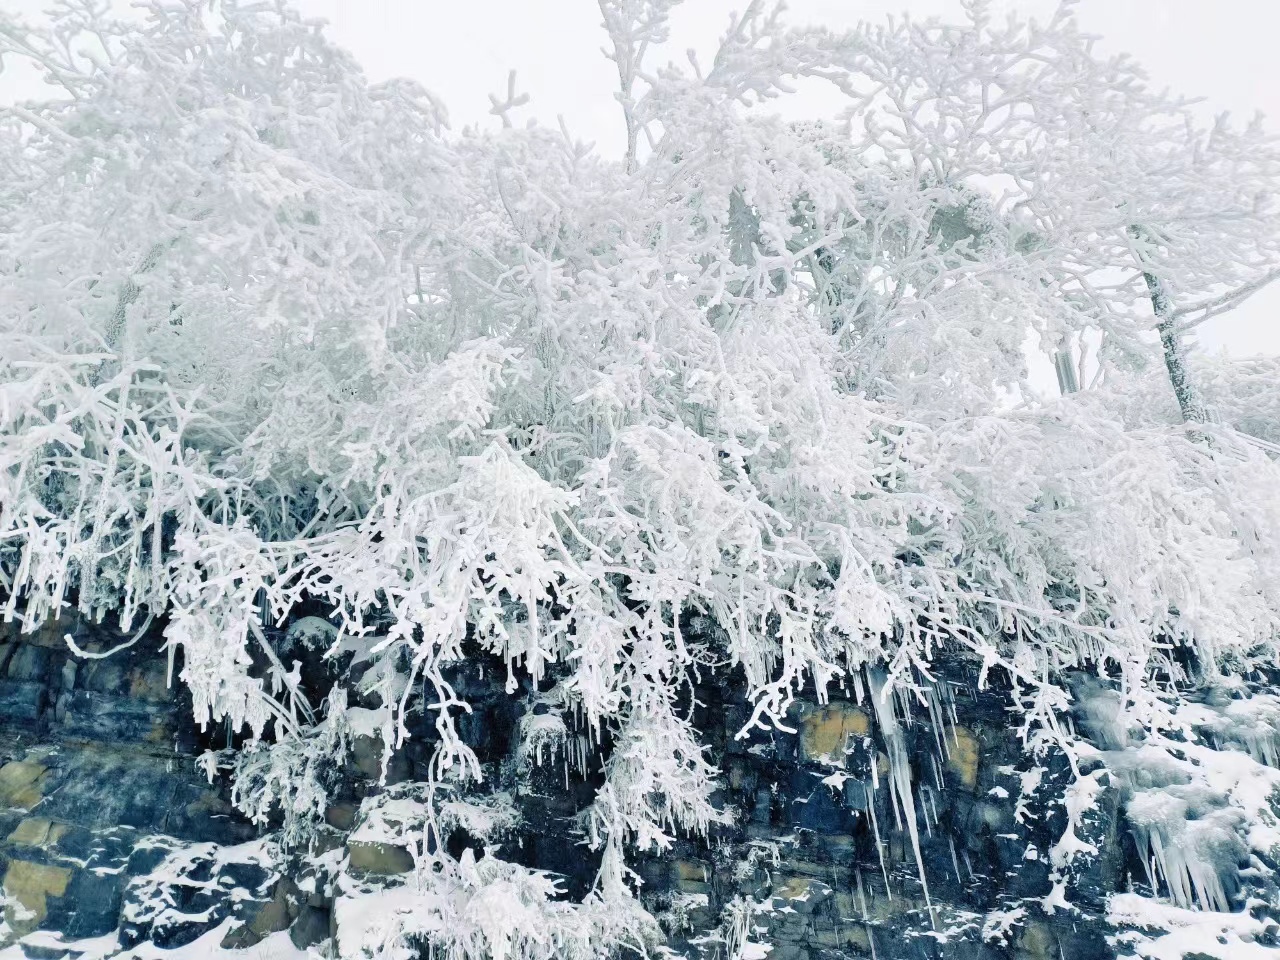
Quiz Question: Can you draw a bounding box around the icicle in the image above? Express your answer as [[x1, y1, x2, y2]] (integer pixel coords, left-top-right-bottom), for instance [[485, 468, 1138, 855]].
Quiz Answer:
[[867, 779, 892, 901], [949, 835, 963, 886], [947, 690, 961, 748], [851, 669, 867, 706], [886, 761, 904, 832], [895, 684, 914, 730], [869, 667, 933, 925], [925, 684, 949, 762]]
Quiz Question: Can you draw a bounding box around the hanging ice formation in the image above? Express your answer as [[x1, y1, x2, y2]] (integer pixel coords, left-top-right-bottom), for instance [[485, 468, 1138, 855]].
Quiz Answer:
[[1125, 794, 1243, 913], [1074, 681, 1280, 915], [867, 668, 934, 924]]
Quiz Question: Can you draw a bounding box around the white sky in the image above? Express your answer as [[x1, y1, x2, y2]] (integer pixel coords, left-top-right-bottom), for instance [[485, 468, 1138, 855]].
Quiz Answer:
[[3, 0, 1278, 357]]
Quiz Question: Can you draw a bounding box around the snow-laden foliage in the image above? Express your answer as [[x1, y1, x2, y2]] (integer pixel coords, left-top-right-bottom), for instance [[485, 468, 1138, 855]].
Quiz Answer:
[[2, 1, 1280, 956]]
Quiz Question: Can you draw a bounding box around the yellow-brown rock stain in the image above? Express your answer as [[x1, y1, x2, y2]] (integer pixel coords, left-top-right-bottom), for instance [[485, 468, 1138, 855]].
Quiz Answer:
[[947, 725, 981, 789], [6, 818, 70, 848], [3, 859, 72, 935], [800, 703, 871, 761], [0, 761, 49, 810]]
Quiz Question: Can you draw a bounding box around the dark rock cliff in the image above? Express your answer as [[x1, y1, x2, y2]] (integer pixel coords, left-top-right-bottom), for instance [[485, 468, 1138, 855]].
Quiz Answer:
[[0, 613, 1272, 960]]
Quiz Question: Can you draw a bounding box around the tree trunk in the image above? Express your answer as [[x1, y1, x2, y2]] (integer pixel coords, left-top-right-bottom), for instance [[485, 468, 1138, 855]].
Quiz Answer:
[[1053, 345, 1079, 395], [1141, 268, 1210, 424]]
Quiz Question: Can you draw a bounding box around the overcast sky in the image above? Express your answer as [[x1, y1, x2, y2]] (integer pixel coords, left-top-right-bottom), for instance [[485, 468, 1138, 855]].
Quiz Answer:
[[4, 0, 1278, 357]]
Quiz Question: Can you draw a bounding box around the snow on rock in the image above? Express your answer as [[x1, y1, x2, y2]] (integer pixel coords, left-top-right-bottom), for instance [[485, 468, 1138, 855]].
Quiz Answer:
[[1109, 892, 1280, 960]]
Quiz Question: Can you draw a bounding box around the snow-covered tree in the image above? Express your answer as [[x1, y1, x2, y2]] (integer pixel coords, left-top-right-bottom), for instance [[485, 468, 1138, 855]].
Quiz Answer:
[[2, 1, 1279, 956]]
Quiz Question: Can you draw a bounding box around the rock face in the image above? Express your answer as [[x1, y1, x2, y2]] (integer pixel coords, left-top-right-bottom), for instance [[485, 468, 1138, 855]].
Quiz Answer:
[[0, 614, 279, 953], [625, 662, 1123, 960], [0, 613, 1273, 959]]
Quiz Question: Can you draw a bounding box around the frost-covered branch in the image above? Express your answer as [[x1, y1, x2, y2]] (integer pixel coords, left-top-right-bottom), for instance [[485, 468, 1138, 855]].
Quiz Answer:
[[1172, 267, 1280, 330]]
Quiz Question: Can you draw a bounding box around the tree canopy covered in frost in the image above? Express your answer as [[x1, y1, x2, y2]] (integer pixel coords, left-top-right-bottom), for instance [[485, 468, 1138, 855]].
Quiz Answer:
[[2, 1, 1280, 956]]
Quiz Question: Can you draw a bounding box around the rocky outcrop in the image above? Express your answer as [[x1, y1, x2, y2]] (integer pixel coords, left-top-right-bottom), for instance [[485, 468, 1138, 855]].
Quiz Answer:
[[0, 613, 1275, 959], [0, 614, 279, 953]]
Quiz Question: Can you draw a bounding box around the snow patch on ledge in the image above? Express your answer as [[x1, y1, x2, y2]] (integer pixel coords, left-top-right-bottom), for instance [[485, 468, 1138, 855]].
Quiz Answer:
[[1108, 892, 1279, 960]]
